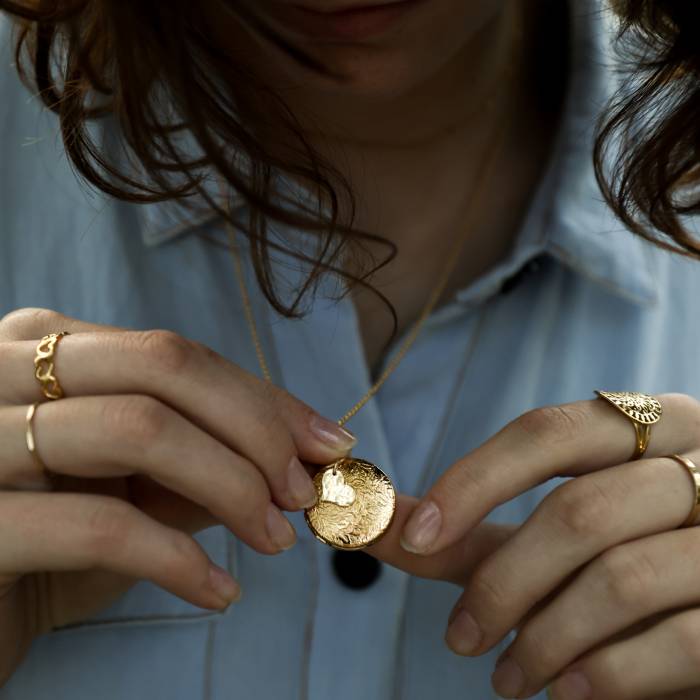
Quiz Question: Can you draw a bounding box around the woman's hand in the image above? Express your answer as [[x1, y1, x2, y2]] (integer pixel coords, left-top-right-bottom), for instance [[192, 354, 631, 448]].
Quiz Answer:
[[0, 307, 356, 685], [372, 393, 700, 699]]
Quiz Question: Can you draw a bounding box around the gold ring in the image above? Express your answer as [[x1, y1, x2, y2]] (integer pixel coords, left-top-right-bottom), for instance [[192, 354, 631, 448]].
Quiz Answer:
[[595, 390, 662, 460], [34, 331, 70, 400], [25, 402, 54, 484], [665, 454, 700, 527]]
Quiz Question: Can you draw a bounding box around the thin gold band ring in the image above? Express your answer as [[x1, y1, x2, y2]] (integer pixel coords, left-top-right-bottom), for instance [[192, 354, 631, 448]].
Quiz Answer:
[[25, 401, 52, 481]]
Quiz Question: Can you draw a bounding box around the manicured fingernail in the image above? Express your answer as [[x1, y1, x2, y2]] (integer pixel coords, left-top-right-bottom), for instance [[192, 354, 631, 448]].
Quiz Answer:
[[266, 503, 297, 551], [400, 500, 441, 554], [287, 455, 318, 508], [208, 563, 241, 605], [309, 415, 357, 451], [491, 656, 526, 698], [445, 607, 482, 654], [550, 671, 592, 700]]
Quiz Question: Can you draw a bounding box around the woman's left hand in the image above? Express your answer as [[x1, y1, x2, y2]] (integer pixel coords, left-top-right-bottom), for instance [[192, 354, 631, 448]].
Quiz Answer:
[[370, 392, 700, 699]]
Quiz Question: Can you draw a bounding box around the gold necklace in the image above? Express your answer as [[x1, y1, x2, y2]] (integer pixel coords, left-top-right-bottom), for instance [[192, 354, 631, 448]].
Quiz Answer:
[[218, 29, 519, 550]]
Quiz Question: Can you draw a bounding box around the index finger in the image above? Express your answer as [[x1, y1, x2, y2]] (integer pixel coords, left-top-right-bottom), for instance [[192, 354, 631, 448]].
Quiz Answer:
[[0, 311, 357, 510], [400, 392, 700, 555]]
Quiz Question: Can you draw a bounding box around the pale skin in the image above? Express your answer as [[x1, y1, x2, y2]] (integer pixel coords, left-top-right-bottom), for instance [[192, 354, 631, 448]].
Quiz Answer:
[[0, 310, 359, 684], [2, 1, 699, 699]]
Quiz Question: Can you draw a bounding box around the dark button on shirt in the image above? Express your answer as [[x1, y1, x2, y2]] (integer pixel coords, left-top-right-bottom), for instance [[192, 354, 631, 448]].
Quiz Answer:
[[332, 550, 383, 590]]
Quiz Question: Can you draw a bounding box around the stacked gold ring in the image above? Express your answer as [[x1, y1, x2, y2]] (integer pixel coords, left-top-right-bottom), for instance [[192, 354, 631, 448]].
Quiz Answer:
[[26, 331, 70, 485], [666, 454, 700, 528], [33, 331, 70, 400]]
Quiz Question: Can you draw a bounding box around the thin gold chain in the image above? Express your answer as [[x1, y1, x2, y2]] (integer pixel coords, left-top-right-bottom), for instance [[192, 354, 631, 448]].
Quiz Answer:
[[218, 17, 521, 428], [221, 108, 510, 428]]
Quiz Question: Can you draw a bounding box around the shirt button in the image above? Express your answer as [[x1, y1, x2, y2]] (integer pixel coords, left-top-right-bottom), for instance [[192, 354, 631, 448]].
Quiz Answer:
[[332, 550, 382, 590]]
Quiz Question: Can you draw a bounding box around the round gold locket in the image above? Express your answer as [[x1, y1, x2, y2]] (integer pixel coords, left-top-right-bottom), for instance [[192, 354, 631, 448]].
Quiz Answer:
[[304, 457, 396, 550]]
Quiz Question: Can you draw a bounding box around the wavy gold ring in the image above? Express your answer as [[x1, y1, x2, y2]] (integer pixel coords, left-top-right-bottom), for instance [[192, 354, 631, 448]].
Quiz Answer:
[[33, 331, 70, 400]]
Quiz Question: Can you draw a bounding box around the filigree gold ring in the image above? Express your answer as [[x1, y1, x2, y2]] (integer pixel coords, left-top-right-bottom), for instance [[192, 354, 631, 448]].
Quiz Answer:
[[595, 390, 663, 461]]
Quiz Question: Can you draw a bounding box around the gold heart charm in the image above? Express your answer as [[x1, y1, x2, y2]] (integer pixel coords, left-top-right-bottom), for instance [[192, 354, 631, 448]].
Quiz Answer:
[[320, 468, 356, 507]]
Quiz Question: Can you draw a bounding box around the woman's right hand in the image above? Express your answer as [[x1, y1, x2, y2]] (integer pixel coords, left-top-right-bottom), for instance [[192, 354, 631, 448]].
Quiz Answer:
[[0, 307, 357, 685]]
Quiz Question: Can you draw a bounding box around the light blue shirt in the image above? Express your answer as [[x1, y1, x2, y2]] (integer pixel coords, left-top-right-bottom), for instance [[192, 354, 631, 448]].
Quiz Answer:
[[2, 3, 699, 699]]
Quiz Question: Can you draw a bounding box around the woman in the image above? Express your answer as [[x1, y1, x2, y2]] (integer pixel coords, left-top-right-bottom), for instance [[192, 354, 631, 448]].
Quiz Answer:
[[0, 0, 699, 698]]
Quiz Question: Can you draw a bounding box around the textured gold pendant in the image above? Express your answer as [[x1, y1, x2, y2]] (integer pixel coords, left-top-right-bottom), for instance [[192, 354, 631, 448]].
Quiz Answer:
[[304, 457, 396, 550]]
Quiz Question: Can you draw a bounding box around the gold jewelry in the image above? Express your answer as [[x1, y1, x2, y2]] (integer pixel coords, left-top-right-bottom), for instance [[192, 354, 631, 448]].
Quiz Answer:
[[223, 126, 506, 548], [219, 37, 520, 550], [594, 390, 662, 460], [666, 454, 700, 527], [222, 113, 511, 548], [34, 332, 70, 400], [25, 402, 52, 479], [305, 457, 396, 549]]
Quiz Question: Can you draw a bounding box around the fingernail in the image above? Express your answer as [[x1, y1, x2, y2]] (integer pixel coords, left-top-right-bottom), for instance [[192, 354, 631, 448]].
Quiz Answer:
[[445, 607, 482, 655], [550, 671, 592, 700], [208, 563, 242, 605], [400, 500, 441, 554], [266, 503, 297, 551], [287, 455, 318, 508], [491, 656, 526, 698], [309, 415, 357, 451]]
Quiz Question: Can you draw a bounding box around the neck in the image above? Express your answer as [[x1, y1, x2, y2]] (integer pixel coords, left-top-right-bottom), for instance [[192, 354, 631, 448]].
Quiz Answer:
[[222, 0, 568, 371]]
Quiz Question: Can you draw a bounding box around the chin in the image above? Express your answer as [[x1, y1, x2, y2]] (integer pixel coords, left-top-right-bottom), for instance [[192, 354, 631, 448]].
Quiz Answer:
[[229, 0, 505, 101], [299, 46, 447, 99]]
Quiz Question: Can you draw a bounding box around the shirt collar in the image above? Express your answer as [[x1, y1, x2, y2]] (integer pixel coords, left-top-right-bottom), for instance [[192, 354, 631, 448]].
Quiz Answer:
[[136, 0, 659, 306]]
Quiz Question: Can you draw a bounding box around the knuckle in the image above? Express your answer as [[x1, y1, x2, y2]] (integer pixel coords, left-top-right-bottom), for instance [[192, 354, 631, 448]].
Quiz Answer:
[[84, 499, 134, 560], [247, 385, 287, 438], [513, 404, 590, 447], [467, 564, 511, 614], [672, 611, 700, 667], [515, 625, 560, 677], [167, 530, 206, 570], [586, 648, 624, 696], [187, 338, 225, 367], [256, 376, 284, 409], [596, 545, 659, 611], [0, 307, 58, 335], [545, 478, 615, 538], [131, 329, 194, 374], [293, 398, 318, 427], [663, 392, 700, 415], [102, 395, 171, 448], [436, 457, 486, 509], [664, 392, 700, 440]]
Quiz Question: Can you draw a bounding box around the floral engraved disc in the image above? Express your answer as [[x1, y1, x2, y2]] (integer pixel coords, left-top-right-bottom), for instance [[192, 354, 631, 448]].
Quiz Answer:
[[304, 457, 396, 550], [595, 390, 663, 424]]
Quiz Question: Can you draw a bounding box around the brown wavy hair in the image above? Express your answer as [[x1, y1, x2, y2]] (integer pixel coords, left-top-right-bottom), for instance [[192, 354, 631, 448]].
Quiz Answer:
[[1, 0, 699, 344], [596, 1, 700, 258]]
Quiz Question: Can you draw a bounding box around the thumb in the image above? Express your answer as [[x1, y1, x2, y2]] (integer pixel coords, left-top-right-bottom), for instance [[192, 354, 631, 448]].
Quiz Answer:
[[368, 494, 516, 585]]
